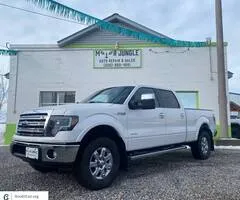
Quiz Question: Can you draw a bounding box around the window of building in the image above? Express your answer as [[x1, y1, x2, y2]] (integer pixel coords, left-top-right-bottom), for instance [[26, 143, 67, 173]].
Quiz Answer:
[[176, 91, 199, 109], [39, 91, 75, 107], [155, 89, 180, 108]]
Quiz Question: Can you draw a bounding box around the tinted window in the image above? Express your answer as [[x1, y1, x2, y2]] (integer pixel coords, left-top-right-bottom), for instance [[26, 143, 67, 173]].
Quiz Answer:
[[155, 89, 180, 108], [130, 87, 158, 107]]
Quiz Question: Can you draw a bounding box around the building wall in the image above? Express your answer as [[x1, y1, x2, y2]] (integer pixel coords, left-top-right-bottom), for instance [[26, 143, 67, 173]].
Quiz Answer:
[[5, 45, 230, 143]]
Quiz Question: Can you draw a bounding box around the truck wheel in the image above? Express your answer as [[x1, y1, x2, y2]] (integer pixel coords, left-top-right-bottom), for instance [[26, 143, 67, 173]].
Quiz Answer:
[[191, 130, 211, 160], [75, 137, 120, 190], [29, 163, 54, 173]]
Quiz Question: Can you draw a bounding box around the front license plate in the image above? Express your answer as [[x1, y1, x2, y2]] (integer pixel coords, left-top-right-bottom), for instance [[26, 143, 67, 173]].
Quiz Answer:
[[25, 147, 39, 160]]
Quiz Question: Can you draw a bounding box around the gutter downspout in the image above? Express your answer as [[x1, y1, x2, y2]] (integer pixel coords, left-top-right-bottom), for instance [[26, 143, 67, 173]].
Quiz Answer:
[[207, 37, 214, 81], [13, 53, 19, 113]]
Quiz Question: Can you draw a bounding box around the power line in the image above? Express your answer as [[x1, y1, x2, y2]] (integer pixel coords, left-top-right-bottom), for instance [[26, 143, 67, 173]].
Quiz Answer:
[[0, 2, 86, 25]]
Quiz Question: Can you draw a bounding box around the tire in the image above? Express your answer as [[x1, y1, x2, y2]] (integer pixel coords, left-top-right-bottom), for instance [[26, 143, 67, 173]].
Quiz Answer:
[[75, 137, 120, 190], [29, 163, 54, 173], [191, 130, 211, 160]]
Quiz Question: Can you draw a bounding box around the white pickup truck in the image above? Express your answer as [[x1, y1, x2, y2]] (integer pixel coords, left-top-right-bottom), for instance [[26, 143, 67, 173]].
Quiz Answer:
[[11, 85, 216, 190]]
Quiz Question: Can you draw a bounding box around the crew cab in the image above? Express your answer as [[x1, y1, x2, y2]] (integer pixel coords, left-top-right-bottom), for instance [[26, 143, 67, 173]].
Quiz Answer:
[[11, 85, 216, 190]]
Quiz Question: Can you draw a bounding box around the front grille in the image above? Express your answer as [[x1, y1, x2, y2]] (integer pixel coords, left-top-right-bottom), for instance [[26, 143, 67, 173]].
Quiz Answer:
[[17, 113, 48, 136]]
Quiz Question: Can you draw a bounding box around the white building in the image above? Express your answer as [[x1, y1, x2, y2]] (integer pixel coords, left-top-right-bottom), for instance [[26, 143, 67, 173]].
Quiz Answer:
[[5, 13, 230, 143]]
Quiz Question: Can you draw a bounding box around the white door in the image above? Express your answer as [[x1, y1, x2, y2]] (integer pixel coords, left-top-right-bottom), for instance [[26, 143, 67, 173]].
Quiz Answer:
[[127, 87, 166, 151], [155, 89, 187, 144]]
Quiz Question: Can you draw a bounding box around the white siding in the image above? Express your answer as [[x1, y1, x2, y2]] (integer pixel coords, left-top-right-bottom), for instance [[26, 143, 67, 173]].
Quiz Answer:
[[7, 46, 230, 126], [72, 22, 156, 45]]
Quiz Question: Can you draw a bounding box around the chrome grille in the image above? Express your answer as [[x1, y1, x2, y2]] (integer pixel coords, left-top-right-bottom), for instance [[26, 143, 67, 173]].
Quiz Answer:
[[17, 113, 48, 136]]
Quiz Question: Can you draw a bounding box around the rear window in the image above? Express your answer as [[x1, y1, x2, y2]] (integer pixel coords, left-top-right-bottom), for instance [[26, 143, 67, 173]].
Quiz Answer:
[[155, 89, 180, 108]]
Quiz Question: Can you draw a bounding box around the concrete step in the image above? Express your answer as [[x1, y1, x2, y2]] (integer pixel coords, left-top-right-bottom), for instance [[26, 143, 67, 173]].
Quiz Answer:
[[215, 138, 240, 146]]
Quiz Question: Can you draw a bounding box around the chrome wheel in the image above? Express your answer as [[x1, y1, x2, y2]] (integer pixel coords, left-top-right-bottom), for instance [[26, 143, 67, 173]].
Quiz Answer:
[[201, 136, 209, 155], [89, 147, 113, 180]]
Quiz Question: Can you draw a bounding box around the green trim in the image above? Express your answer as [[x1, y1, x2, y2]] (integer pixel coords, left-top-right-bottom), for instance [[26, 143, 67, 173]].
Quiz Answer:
[[64, 42, 228, 49], [228, 126, 232, 138], [210, 42, 228, 47], [66, 43, 167, 48], [0, 49, 17, 56], [176, 91, 199, 109], [196, 92, 200, 109], [4, 123, 16, 144]]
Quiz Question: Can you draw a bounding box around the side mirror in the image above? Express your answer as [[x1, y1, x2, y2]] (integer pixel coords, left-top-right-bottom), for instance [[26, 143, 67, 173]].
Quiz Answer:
[[129, 93, 156, 110], [140, 94, 156, 109]]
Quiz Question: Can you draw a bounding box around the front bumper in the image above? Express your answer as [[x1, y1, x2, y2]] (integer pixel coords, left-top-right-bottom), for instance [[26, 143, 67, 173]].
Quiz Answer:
[[10, 140, 80, 166]]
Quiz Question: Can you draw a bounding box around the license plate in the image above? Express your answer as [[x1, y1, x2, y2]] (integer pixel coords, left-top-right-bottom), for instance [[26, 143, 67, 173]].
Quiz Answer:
[[25, 147, 39, 160]]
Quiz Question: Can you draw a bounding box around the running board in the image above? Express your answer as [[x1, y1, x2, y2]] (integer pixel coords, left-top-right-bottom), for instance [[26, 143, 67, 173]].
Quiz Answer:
[[129, 145, 187, 160]]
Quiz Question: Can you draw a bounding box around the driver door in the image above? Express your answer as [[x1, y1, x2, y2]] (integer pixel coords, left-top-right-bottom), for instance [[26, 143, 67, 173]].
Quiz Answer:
[[127, 87, 166, 151]]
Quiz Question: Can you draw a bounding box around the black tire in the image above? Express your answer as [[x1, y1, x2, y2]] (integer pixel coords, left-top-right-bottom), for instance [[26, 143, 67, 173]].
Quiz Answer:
[[29, 163, 54, 173], [191, 130, 211, 160], [75, 137, 120, 190]]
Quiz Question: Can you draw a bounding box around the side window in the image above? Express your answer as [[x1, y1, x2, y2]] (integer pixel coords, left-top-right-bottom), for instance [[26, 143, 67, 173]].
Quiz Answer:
[[156, 89, 180, 108], [130, 87, 158, 107]]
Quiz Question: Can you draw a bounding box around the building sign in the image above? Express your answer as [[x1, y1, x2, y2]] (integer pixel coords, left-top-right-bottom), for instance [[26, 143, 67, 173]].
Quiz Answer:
[[94, 49, 142, 68]]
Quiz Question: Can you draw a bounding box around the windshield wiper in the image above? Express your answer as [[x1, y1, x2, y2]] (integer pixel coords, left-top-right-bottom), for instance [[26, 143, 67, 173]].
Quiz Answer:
[[88, 101, 104, 103]]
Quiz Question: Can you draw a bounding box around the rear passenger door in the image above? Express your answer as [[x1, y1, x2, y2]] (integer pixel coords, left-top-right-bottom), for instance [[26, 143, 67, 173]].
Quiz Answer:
[[155, 89, 187, 144]]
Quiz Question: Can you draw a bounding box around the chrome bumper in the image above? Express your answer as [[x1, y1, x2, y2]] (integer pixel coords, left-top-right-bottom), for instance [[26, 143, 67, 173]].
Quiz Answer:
[[10, 140, 79, 164]]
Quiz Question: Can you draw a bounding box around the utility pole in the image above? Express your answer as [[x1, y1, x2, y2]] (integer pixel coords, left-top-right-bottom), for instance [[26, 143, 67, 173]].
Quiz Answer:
[[215, 0, 228, 138]]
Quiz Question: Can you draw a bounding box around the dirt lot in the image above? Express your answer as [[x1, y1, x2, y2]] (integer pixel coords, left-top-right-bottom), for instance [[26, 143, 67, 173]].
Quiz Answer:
[[1, 146, 240, 200]]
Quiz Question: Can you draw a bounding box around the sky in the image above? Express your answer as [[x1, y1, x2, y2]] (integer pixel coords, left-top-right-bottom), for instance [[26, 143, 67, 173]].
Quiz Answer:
[[0, 0, 239, 91]]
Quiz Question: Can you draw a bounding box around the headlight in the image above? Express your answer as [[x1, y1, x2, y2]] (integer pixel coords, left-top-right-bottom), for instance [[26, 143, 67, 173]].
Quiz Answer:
[[46, 115, 79, 136]]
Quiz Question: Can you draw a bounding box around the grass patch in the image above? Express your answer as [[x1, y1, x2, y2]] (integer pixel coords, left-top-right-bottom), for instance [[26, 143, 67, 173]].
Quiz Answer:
[[4, 124, 16, 144]]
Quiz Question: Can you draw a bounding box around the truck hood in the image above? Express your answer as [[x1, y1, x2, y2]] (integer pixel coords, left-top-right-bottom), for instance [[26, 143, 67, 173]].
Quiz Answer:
[[22, 103, 126, 116]]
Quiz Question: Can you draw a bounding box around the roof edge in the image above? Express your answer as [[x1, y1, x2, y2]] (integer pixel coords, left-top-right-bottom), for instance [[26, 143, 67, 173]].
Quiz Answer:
[[57, 13, 171, 47], [10, 44, 59, 50]]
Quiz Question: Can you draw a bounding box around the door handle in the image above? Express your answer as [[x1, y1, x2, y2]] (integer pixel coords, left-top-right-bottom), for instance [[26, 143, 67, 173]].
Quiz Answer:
[[159, 113, 165, 119], [180, 113, 185, 119]]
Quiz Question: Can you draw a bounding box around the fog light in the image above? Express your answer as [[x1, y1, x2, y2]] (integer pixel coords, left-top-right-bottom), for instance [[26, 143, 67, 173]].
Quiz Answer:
[[46, 149, 57, 160]]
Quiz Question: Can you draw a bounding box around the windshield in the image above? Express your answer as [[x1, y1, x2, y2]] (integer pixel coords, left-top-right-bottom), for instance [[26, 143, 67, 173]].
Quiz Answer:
[[83, 86, 134, 104]]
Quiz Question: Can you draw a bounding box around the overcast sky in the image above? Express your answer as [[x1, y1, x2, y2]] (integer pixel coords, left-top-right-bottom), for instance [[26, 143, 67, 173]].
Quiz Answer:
[[0, 0, 239, 91]]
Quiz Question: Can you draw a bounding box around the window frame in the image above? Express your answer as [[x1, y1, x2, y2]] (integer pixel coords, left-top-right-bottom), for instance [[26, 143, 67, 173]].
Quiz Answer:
[[175, 91, 199, 109], [154, 89, 180, 109], [82, 86, 135, 104], [128, 87, 159, 109]]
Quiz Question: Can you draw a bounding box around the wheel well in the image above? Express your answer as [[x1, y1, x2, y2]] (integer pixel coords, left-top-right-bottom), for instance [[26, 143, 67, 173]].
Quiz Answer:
[[76, 125, 127, 169], [199, 123, 214, 150]]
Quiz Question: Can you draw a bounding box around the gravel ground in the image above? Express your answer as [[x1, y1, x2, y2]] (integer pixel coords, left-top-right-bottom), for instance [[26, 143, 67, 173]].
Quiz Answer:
[[1, 146, 240, 200]]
